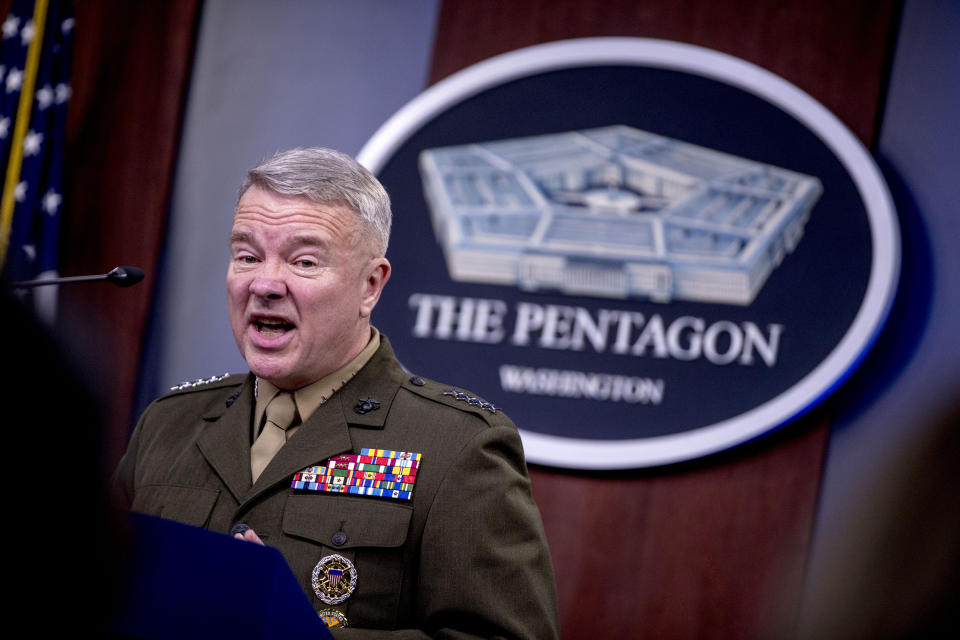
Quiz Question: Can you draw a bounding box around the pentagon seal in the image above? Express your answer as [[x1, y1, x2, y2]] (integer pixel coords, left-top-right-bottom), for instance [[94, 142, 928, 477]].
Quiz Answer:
[[312, 554, 357, 605], [358, 37, 901, 470], [317, 609, 349, 628]]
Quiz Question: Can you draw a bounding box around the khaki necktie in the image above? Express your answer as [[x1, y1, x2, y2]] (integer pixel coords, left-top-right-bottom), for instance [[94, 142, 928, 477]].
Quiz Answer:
[[251, 391, 297, 484]]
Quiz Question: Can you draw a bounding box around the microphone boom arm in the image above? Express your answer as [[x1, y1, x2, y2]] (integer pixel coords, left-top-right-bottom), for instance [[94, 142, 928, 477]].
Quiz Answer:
[[11, 266, 145, 289]]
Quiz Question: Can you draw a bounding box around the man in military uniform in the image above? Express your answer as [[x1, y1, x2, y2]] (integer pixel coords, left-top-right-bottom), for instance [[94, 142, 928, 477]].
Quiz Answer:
[[115, 147, 559, 638]]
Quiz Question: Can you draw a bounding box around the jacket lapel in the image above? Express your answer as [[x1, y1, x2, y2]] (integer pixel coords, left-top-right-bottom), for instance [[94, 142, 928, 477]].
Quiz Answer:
[[196, 375, 256, 503]]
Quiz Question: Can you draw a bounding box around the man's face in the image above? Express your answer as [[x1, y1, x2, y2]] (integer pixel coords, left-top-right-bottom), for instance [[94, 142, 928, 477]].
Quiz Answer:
[[227, 186, 389, 389]]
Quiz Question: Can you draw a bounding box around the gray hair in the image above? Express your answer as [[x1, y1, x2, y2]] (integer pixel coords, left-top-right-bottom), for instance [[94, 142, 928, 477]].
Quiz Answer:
[[239, 147, 391, 255]]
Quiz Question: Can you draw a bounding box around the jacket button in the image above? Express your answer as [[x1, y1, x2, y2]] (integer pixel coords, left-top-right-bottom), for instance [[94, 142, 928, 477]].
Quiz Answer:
[[409, 376, 425, 386], [331, 531, 348, 546]]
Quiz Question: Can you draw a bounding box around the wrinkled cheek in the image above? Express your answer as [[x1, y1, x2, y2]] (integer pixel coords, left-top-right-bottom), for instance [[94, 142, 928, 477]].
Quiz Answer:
[[226, 275, 250, 311], [226, 295, 249, 347], [229, 317, 246, 349]]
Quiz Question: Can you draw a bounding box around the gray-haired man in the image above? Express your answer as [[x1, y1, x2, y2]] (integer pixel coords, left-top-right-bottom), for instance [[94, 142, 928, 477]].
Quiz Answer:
[[116, 148, 559, 638]]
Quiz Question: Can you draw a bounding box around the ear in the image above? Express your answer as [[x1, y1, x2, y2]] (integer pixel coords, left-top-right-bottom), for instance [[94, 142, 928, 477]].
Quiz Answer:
[[359, 257, 391, 318]]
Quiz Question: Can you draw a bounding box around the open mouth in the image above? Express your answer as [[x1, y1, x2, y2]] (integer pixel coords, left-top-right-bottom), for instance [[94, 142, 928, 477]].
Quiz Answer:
[[253, 318, 295, 338]]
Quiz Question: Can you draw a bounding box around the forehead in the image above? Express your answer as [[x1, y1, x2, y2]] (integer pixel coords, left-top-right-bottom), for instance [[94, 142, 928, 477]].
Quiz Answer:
[[232, 186, 357, 238]]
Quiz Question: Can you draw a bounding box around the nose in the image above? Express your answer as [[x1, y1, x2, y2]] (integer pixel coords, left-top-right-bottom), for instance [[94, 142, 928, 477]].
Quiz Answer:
[[249, 268, 287, 300]]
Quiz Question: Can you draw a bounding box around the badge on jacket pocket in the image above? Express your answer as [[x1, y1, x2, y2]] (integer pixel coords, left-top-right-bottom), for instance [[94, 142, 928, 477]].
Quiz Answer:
[[313, 554, 358, 605]]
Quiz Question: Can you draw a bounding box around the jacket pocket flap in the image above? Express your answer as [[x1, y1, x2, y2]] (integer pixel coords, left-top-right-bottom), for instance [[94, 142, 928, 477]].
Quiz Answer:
[[132, 484, 220, 528], [283, 494, 412, 548]]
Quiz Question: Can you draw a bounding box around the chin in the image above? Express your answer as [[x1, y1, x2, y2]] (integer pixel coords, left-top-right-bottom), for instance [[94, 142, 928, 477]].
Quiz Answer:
[[245, 355, 294, 387]]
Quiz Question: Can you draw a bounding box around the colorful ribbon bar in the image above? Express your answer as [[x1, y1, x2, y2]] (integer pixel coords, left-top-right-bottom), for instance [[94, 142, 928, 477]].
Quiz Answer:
[[292, 450, 422, 501]]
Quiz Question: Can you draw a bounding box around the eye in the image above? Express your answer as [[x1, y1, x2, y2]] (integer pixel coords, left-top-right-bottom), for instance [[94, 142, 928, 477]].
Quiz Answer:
[[294, 257, 319, 269], [231, 250, 259, 267]]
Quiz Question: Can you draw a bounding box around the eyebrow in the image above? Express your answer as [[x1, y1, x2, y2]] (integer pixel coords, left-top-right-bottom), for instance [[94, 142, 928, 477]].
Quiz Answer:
[[229, 230, 253, 246], [287, 233, 327, 249]]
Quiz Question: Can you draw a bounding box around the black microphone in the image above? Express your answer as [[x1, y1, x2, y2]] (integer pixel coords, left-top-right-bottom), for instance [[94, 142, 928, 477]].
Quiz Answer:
[[10, 265, 144, 289]]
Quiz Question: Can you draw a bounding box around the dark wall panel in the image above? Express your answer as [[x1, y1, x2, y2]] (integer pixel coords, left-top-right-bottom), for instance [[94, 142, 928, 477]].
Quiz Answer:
[[431, 0, 896, 145], [428, 0, 899, 636]]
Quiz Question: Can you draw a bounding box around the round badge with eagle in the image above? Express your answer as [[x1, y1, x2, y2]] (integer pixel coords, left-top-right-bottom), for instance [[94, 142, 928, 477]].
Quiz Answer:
[[312, 554, 357, 605]]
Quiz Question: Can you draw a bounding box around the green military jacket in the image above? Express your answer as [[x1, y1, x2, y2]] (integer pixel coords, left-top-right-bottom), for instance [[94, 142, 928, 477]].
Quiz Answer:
[[115, 336, 559, 639]]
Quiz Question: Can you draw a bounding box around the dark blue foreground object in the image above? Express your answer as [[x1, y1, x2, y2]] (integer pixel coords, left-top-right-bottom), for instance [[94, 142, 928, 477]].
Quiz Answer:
[[110, 513, 331, 639]]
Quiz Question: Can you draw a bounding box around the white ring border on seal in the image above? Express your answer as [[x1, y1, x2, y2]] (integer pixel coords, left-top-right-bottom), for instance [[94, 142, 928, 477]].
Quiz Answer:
[[358, 37, 901, 470]]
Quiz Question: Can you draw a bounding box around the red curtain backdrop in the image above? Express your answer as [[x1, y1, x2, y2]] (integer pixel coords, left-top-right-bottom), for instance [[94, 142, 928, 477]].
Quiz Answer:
[[56, 0, 201, 464]]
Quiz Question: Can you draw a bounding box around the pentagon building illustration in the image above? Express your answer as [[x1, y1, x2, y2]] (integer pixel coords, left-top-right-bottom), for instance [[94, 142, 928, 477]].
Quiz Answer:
[[418, 125, 822, 305]]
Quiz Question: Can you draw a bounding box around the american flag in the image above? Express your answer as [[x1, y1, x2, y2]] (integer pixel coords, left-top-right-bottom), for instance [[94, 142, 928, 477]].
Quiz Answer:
[[0, 0, 73, 323]]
